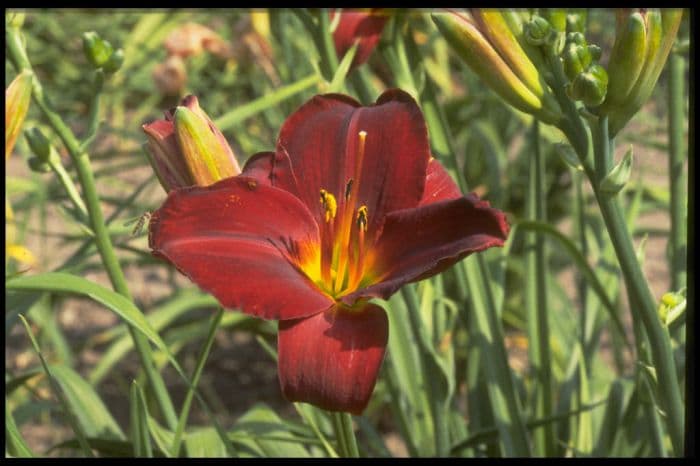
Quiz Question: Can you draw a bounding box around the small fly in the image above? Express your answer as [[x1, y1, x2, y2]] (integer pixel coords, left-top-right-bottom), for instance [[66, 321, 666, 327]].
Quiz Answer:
[[124, 211, 152, 237]]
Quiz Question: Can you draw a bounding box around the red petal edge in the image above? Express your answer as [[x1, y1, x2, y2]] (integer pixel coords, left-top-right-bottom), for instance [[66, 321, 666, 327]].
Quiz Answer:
[[277, 303, 388, 415], [149, 176, 334, 320], [343, 193, 510, 304]]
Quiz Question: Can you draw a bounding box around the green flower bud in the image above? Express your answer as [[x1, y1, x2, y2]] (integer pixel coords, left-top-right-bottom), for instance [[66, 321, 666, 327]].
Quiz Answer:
[[83, 31, 114, 68], [102, 48, 124, 74], [566, 11, 586, 34], [28, 156, 51, 173], [7, 12, 25, 28], [606, 9, 683, 136], [25, 127, 52, 162], [563, 42, 591, 82], [524, 15, 551, 46], [541, 8, 567, 32], [587, 44, 602, 61], [567, 31, 586, 46], [570, 64, 608, 107]]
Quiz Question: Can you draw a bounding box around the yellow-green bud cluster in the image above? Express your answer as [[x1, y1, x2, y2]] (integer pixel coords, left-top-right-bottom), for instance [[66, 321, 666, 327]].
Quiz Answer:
[[598, 9, 684, 136], [562, 31, 609, 107], [432, 9, 562, 125]]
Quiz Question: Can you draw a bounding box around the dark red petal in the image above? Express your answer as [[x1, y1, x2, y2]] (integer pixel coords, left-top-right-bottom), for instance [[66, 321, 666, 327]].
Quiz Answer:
[[342, 194, 509, 304], [241, 150, 301, 198], [149, 176, 333, 320], [278, 303, 388, 415], [331, 10, 389, 68], [276, 89, 430, 238], [419, 157, 462, 206]]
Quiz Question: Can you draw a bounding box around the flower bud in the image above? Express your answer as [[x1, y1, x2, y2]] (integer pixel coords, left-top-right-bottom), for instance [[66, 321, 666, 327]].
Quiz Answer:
[[569, 64, 608, 107], [566, 10, 587, 34], [605, 9, 683, 136], [471, 9, 544, 98], [28, 156, 51, 173], [7, 12, 25, 28], [570, 65, 608, 107], [563, 42, 591, 81], [83, 31, 114, 68], [142, 95, 240, 192], [25, 127, 51, 162], [524, 15, 551, 46], [5, 70, 33, 157], [587, 44, 602, 61], [103, 49, 124, 74], [432, 11, 561, 124], [541, 9, 568, 32]]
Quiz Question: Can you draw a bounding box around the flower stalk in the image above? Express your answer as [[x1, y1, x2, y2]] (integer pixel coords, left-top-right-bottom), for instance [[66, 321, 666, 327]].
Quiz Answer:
[[667, 49, 686, 291], [5, 24, 179, 431]]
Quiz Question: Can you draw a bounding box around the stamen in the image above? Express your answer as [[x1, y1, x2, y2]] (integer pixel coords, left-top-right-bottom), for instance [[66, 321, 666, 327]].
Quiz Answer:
[[344, 179, 353, 200], [319, 189, 337, 223], [332, 130, 368, 294], [347, 205, 368, 292], [356, 205, 368, 232]]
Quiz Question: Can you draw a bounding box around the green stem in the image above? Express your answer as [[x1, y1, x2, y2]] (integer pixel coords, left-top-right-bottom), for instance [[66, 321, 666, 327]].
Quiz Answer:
[[6, 25, 179, 431], [542, 34, 684, 453], [629, 292, 667, 457], [47, 150, 89, 220], [589, 120, 684, 455], [667, 51, 687, 291], [525, 121, 555, 456], [331, 411, 359, 457]]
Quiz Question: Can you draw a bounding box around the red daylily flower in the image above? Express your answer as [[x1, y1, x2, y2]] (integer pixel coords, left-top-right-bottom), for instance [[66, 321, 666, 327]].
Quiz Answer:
[[148, 89, 509, 414], [331, 9, 389, 69]]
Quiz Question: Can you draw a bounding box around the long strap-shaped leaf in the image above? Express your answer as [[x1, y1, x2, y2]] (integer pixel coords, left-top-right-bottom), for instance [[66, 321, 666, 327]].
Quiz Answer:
[[511, 221, 632, 351]]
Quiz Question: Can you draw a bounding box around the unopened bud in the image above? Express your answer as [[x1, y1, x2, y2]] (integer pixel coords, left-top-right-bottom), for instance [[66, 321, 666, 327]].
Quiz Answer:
[[5, 70, 33, 157], [143, 95, 241, 192], [524, 16, 551, 46], [541, 9, 567, 32], [28, 156, 51, 173], [570, 64, 608, 107], [566, 11, 587, 34], [83, 31, 114, 68], [25, 127, 51, 162], [563, 42, 591, 81], [103, 48, 124, 74]]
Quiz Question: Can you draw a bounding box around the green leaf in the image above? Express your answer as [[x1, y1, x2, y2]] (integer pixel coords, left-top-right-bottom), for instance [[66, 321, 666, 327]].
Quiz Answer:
[[18, 315, 94, 457], [554, 142, 584, 171], [130, 381, 153, 457], [600, 145, 633, 195], [328, 42, 358, 92], [7, 272, 168, 352], [5, 399, 34, 457], [88, 291, 220, 384], [49, 364, 125, 440], [214, 74, 321, 130], [512, 221, 631, 350], [230, 403, 312, 457], [185, 427, 228, 458]]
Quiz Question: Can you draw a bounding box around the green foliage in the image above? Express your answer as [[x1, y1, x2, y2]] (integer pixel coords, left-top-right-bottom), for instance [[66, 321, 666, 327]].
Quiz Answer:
[[5, 8, 686, 458]]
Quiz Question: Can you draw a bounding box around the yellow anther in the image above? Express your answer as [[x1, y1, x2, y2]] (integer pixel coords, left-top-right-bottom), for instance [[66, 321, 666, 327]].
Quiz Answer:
[[356, 205, 368, 232], [319, 189, 337, 223]]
